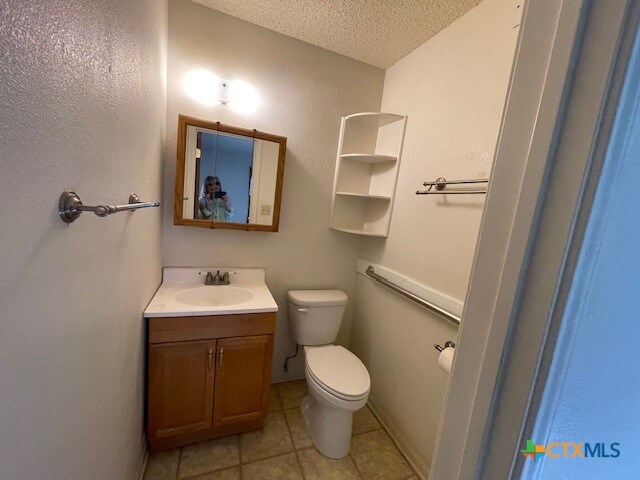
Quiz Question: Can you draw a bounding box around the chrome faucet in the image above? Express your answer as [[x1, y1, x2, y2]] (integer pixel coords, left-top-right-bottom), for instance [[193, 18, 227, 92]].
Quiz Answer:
[[202, 270, 230, 286], [204, 271, 217, 285]]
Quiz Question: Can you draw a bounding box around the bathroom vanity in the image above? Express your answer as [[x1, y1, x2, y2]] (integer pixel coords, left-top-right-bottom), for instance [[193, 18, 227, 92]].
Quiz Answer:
[[144, 268, 278, 451]]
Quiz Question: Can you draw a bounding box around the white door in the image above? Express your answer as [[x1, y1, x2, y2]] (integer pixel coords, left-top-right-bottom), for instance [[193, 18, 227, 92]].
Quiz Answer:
[[430, 0, 639, 478]]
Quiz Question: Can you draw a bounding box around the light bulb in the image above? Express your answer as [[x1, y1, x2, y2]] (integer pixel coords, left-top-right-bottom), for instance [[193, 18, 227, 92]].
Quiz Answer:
[[229, 80, 260, 114], [183, 69, 220, 106]]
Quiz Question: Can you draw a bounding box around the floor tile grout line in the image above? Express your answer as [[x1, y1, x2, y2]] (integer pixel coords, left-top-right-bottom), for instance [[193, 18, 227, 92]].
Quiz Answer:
[[169, 432, 381, 480], [177, 435, 244, 480], [180, 466, 240, 480], [281, 390, 365, 480], [149, 381, 414, 480], [177, 463, 244, 480], [239, 449, 297, 467], [348, 452, 365, 480], [276, 380, 307, 411], [282, 400, 306, 479], [175, 447, 183, 480], [278, 385, 398, 480], [272, 384, 283, 412], [364, 404, 418, 477], [178, 448, 316, 480], [236, 434, 244, 480], [351, 426, 383, 438], [351, 426, 418, 477], [240, 410, 297, 465], [294, 449, 307, 480]]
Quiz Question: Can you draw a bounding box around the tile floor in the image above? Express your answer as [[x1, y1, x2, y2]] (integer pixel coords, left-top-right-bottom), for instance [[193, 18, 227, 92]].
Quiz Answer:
[[144, 380, 418, 480]]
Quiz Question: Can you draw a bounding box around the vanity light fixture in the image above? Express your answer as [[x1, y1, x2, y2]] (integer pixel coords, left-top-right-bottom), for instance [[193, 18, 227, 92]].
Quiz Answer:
[[183, 69, 220, 106], [228, 80, 260, 114], [183, 69, 260, 114]]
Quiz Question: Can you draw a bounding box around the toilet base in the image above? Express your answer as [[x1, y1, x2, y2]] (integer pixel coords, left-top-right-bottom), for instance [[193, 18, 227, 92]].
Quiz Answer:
[[301, 394, 354, 459]]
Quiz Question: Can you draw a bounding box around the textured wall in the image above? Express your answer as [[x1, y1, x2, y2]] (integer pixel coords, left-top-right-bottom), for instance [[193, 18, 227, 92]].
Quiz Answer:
[[0, 1, 167, 479], [350, 0, 520, 473], [163, 0, 384, 380]]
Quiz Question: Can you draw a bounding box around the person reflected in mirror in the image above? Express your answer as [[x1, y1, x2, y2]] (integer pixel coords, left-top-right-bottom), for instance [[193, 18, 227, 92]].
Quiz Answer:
[[199, 175, 232, 221]]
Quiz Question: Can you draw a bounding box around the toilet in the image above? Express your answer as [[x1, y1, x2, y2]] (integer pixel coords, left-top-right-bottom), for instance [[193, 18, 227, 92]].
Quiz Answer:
[[287, 289, 370, 459]]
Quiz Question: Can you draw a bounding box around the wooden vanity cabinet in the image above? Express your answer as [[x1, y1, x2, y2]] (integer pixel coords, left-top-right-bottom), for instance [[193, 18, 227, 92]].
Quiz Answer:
[[148, 340, 216, 440], [146, 312, 275, 451], [213, 336, 271, 427]]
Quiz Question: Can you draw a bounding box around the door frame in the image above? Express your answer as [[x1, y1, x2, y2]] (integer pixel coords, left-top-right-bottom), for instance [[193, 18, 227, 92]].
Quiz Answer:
[[429, 0, 636, 478]]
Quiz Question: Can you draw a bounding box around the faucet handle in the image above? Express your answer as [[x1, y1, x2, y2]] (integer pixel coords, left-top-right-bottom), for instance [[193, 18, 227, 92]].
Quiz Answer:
[[199, 271, 216, 285], [199, 270, 230, 285]]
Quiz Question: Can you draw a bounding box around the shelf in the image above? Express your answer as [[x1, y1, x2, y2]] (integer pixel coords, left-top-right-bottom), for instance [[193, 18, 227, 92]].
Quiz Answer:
[[345, 112, 405, 128], [340, 153, 397, 164], [331, 227, 388, 238], [335, 191, 391, 201], [331, 111, 407, 238], [331, 194, 392, 237]]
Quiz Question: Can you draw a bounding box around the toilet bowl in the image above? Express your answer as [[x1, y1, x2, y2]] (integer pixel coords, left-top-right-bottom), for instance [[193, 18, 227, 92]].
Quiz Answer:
[[287, 290, 371, 458], [301, 344, 370, 458]]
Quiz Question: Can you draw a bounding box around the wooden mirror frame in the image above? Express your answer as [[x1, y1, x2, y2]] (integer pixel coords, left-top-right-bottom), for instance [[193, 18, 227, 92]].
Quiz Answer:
[[174, 115, 287, 232]]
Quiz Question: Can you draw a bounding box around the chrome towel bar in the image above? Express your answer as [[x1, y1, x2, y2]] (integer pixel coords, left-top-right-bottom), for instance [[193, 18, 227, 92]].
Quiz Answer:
[[365, 266, 461, 327], [416, 177, 488, 195], [58, 190, 160, 224]]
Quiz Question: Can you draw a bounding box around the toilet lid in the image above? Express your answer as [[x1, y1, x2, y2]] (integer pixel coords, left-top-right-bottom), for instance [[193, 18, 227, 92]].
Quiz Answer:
[[287, 290, 348, 307], [305, 345, 370, 399]]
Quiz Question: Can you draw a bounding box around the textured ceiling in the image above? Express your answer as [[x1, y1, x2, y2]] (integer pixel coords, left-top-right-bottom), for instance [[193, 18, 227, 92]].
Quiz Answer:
[[191, 0, 482, 69]]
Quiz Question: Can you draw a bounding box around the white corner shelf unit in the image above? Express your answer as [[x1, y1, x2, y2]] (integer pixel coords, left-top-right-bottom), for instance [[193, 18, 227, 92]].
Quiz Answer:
[[330, 112, 407, 237]]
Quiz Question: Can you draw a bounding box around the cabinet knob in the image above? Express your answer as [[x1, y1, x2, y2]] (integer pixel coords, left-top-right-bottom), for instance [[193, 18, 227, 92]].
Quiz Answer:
[[219, 346, 224, 369], [208, 348, 214, 371]]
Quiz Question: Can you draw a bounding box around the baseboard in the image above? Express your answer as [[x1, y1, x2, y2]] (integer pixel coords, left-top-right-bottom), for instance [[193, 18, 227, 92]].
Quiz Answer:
[[271, 371, 306, 383], [367, 399, 429, 480]]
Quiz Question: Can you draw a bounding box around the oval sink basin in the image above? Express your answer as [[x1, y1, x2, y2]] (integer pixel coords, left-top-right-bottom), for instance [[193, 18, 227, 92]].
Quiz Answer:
[[176, 286, 254, 307]]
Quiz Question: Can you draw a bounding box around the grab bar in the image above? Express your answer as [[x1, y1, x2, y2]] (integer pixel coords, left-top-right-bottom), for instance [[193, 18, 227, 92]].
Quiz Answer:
[[365, 266, 461, 327], [58, 190, 160, 224]]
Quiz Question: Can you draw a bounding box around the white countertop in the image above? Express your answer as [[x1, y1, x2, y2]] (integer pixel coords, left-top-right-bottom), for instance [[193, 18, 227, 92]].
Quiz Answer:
[[144, 267, 279, 317]]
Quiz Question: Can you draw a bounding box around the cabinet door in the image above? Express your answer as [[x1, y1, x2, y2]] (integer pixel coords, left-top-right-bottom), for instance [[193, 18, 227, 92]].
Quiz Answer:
[[148, 340, 216, 440], [213, 335, 273, 427]]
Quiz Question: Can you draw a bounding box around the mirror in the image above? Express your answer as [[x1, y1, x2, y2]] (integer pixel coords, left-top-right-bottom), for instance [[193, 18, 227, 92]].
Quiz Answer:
[[175, 115, 286, 231]]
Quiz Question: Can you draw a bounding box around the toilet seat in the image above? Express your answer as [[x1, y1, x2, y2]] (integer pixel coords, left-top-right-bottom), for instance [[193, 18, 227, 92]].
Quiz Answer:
[[304, 345, 370, 401]]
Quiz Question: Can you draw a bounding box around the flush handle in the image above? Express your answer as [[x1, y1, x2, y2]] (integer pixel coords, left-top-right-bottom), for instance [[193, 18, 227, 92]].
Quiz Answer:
[[208, 347, 214, 371], [297, 308, 309, 313]]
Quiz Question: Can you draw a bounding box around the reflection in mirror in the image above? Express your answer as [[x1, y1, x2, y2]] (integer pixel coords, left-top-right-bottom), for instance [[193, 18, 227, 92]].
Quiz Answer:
[[175, 116, 286, 231]]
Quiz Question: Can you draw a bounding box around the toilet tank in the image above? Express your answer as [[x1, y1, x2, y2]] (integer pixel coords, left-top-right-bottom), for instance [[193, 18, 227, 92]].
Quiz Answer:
[[287, 290, 348, 345]]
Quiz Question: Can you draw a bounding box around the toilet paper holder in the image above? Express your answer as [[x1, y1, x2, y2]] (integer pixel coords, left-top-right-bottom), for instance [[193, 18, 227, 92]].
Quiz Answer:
[[434, 341, 455, 352]]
